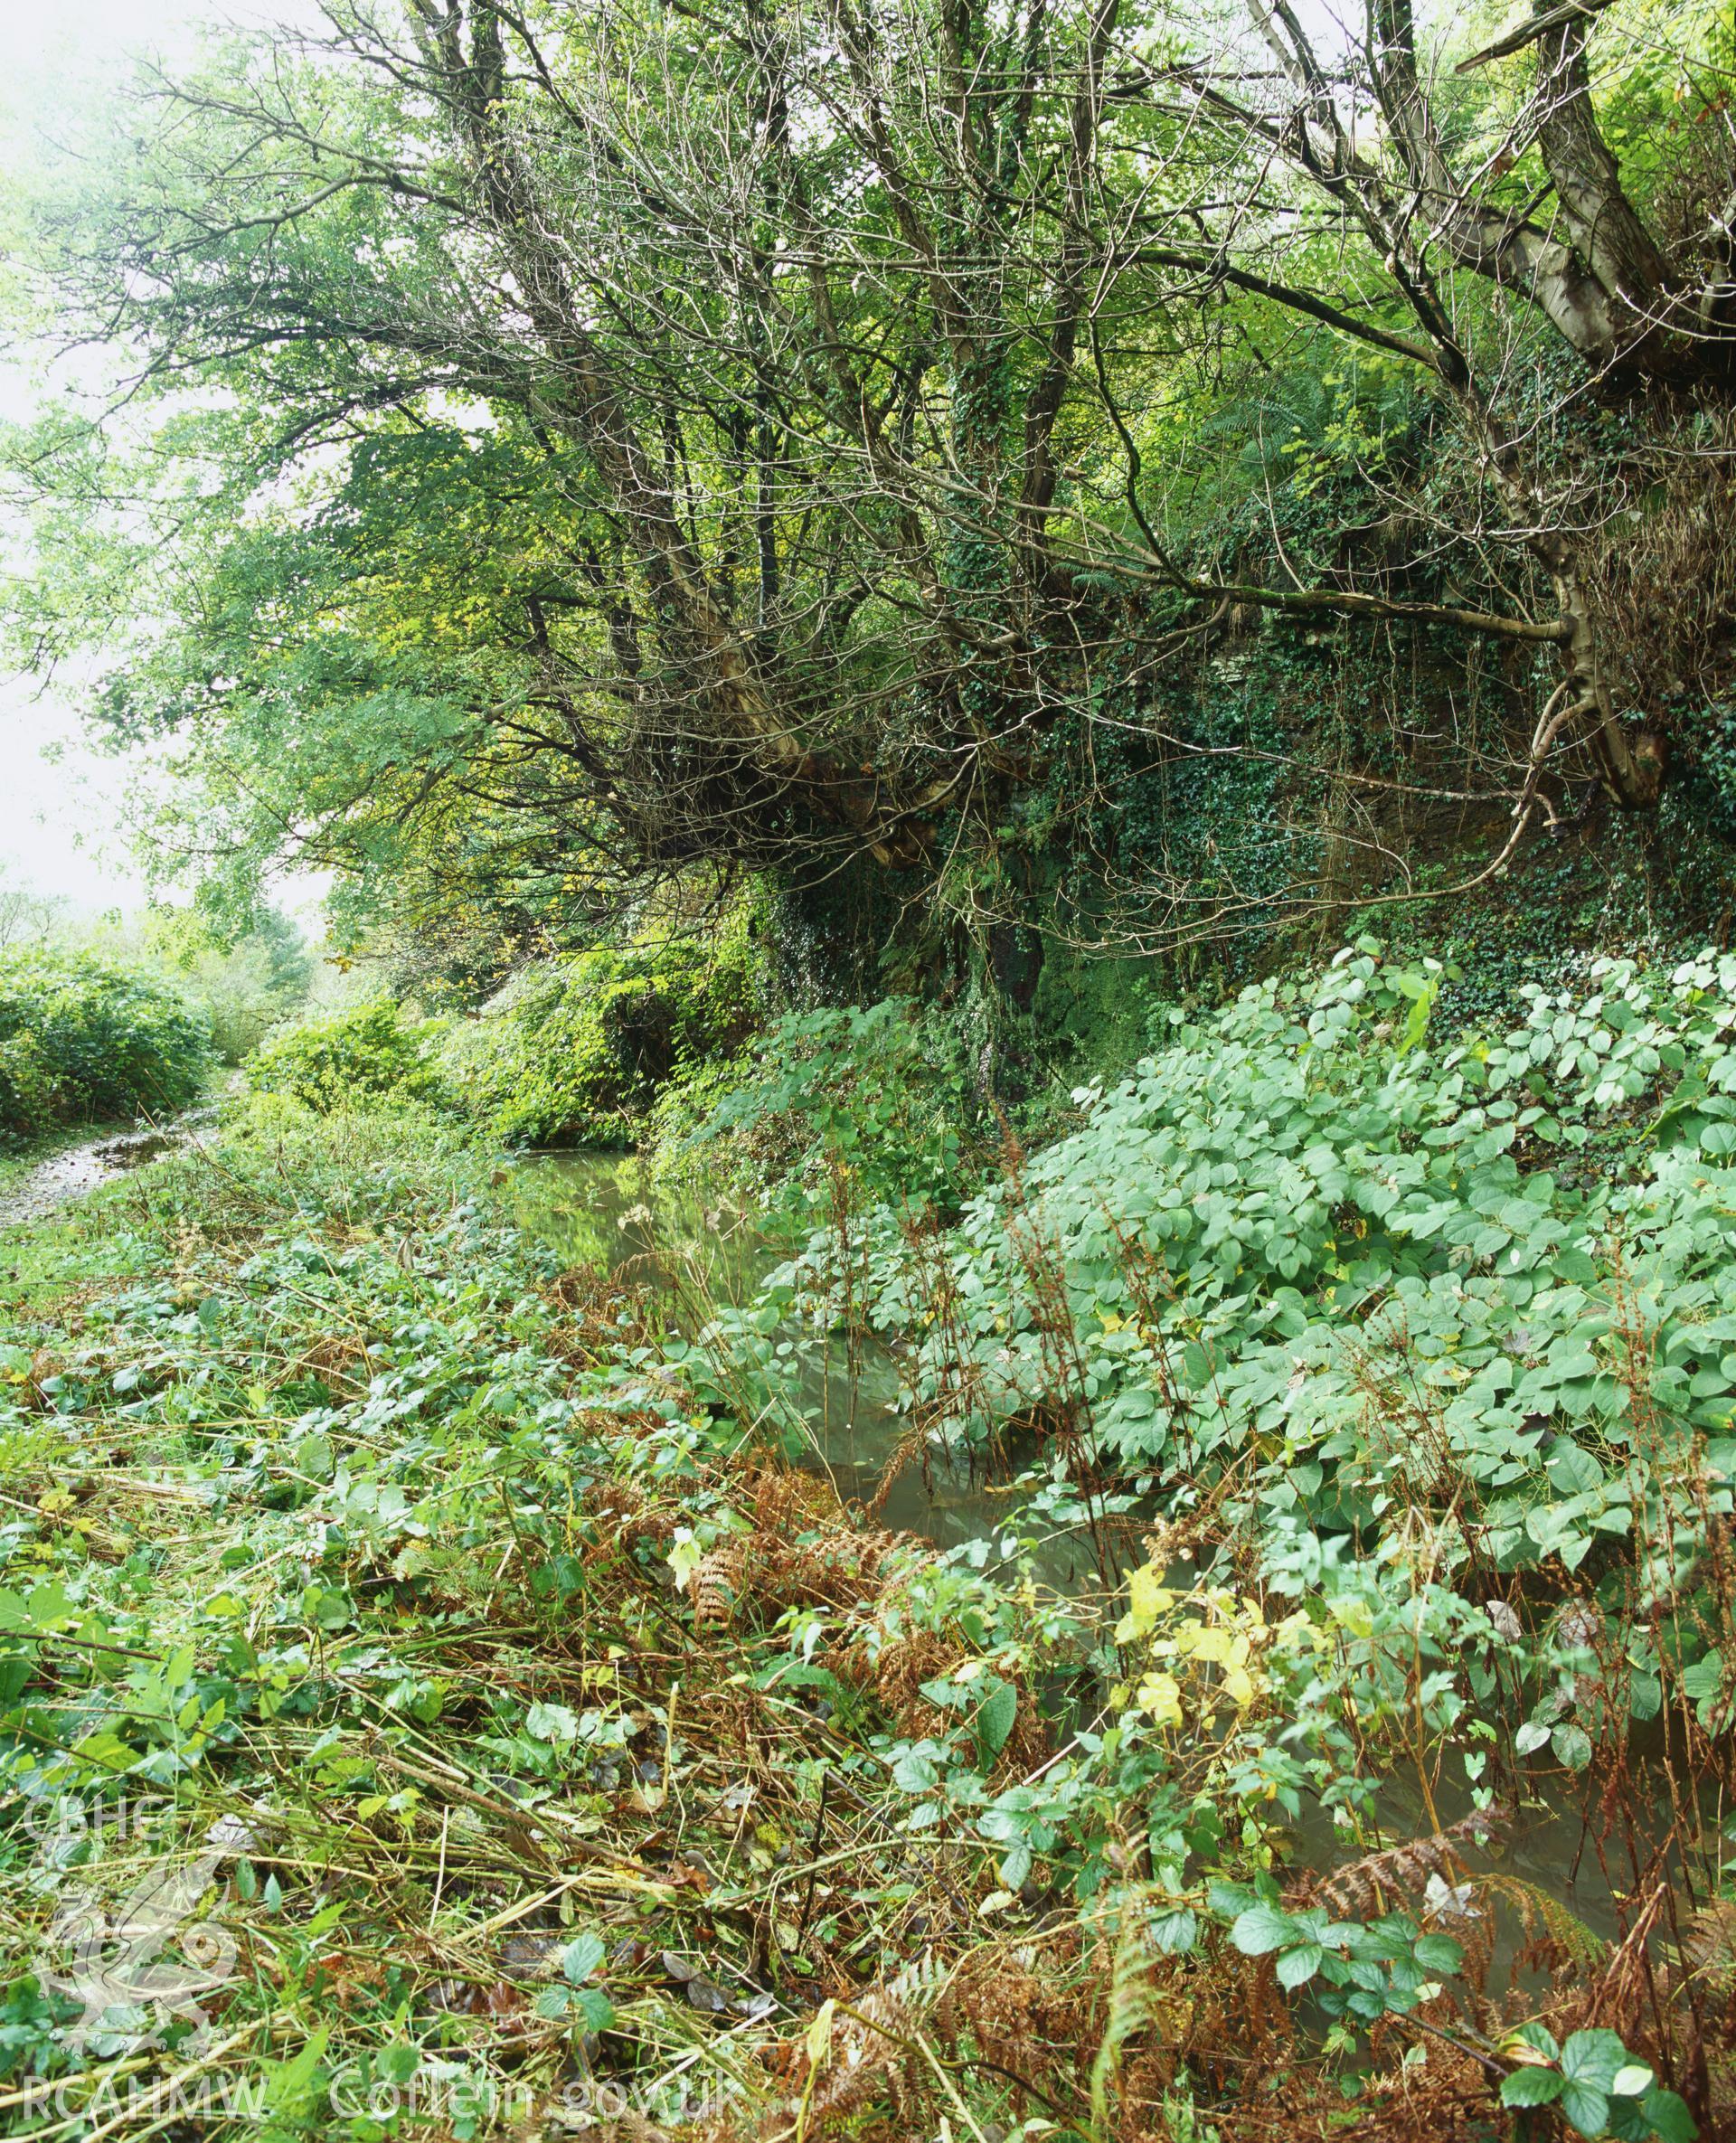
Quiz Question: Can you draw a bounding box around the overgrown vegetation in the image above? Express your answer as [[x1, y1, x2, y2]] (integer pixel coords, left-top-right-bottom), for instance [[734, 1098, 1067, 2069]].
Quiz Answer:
[[10, 0, 1736, 990], [242, 1000, 448, 1120], [235, 929, 760, 1150], [442, 930, 759, 1148], [0, 948, 209, 1146], [665, 998, 978, 1214], [3, 945, 1735, 2138], [149, 909, 316, 1068], [3, 0, 1736, 2129]]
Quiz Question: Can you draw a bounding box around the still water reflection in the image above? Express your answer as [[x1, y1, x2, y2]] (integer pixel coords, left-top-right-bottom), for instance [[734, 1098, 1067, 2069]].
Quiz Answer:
[[509, 1149, 1042, 1554]]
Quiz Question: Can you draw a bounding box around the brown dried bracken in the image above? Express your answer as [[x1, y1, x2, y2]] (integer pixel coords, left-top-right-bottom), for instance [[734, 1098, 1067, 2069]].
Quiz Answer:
[[1299, 1803, 1514, 1921]]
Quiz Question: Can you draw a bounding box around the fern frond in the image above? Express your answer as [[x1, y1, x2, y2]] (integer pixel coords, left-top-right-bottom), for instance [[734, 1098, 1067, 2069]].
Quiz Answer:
[[690, 1544, 742, 1631], [1468, 1871, 1609, 1974], [1681, 1897, 1736, 1986], [799, 1956, 952, 2137], [1090, 1898, 1163, 2130], [1310, 1803, 1513, 1921]]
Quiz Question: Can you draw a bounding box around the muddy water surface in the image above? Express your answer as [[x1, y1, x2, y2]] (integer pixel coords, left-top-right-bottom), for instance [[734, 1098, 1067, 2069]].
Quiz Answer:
[[511, 1148, 1681, 1972], [509, 1149, 1051, 1557]]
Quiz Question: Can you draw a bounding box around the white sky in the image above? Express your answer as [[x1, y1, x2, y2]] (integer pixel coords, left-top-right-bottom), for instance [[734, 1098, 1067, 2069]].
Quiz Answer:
[[0, 0, 283, 912]]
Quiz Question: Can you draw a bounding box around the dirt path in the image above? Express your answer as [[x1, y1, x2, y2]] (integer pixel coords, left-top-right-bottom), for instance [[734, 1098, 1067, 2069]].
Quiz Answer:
[[0, 1128, 182, 1231]]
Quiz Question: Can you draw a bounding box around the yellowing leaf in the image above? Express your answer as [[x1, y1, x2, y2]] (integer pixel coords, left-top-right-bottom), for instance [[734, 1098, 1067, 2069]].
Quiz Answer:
[[806, 1997, 836, 2066], [1119, 1563, 1175, 1639], [1136, 1672, 1184, 1728]]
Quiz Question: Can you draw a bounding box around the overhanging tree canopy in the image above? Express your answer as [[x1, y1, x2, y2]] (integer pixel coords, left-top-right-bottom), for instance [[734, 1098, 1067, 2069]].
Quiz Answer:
[[9, 0, 1734, 958]]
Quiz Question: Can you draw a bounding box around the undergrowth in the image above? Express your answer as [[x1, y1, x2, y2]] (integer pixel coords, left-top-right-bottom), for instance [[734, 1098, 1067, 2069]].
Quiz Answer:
[[1, 957, 1733, 2138], [0, 949, 209, 1147]]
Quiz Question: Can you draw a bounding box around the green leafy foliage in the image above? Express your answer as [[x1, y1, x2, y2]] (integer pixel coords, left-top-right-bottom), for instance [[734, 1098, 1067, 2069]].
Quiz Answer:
[[1495, 2025, 1694, 2141], [676, 998, 976, 1219], [242, 999, 448, 1116], [751, 941, 1736, 1836], [1228, 1893, 1461, 2013], [146, 906, 315, 1065], [441, 925, 758, 1148], [24, 0, 1735, 1006], [1, 987, 1729, 2140], [827, 943, 1736, 1535], [0, 949, 209, 1143]]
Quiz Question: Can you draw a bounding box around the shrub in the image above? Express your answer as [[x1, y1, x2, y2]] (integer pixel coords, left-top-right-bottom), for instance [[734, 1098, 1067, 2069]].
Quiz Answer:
[[443, 926, 757, 1147], [722, 941, 1736, 1867], [0, 1031, 58, 1141], [156, 910, 316, 1064], [806, 944, 1736, 1562], [0, 949, 211, 1144], [673, 998, 976, 1215], [243, 999, 448, 1115], [644, 1046, 759, 1185]]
